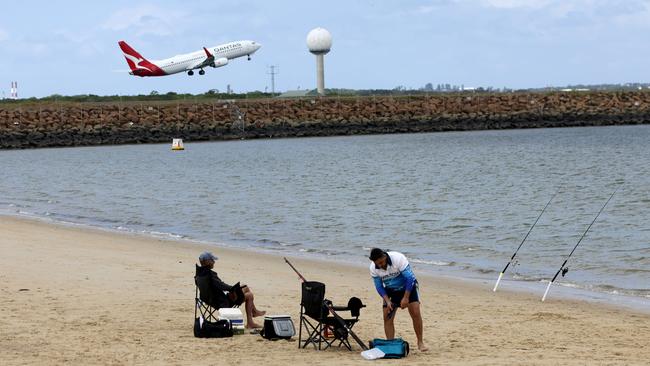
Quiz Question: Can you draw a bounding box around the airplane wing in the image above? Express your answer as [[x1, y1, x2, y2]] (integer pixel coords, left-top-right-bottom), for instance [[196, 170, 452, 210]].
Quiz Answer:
[[186, 47, 215, 70]]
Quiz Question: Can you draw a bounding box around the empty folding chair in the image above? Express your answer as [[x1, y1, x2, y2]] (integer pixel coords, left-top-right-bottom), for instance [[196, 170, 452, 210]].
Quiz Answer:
[[298, 281, 364, 351]]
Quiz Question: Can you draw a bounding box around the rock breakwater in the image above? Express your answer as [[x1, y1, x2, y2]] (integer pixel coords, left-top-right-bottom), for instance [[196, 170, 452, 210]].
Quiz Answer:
[[1, 91, 649, 149]]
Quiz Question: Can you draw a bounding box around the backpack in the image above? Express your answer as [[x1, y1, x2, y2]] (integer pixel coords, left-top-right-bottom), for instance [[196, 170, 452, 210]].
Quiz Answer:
[[369, 338, 410, 358], [193, 317, 234, 338]]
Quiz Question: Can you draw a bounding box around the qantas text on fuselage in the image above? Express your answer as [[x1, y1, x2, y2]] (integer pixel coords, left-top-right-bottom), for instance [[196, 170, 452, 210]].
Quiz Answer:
[[118, 40, 261, 77]]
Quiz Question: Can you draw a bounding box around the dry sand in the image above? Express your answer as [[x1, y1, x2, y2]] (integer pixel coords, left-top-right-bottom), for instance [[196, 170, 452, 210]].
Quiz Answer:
[[1, 216, 648, 365]]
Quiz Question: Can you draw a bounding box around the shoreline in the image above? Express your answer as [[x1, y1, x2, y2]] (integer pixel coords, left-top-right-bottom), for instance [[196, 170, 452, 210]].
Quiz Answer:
[[2, 211, 648, 315], [2, 215, 649, 365]]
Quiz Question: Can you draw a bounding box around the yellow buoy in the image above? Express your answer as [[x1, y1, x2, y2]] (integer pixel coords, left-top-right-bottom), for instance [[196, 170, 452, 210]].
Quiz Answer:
[[171, 138, 185, 151]]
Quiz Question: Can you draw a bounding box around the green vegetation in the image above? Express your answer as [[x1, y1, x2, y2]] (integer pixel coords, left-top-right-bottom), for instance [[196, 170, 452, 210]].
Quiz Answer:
[[0, 90, 275, 105], [3, 82, 650, 106]]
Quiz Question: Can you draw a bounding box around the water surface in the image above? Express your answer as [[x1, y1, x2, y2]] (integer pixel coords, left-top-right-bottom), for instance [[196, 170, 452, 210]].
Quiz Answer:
[[1, 125, 648, 303]]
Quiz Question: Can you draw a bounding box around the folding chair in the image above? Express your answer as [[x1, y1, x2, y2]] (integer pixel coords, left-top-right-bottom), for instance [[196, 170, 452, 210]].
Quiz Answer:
[[194, 265, 244, 327], [298, 281, 365, 351]]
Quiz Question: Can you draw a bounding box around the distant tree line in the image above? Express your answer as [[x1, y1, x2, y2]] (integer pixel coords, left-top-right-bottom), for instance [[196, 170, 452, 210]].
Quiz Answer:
[[0, 90, 275, 105], [3, 82, 650, 105]]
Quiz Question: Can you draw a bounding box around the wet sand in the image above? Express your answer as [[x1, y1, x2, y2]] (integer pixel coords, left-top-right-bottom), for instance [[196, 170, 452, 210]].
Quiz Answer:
[[1, 216, 648, 365]]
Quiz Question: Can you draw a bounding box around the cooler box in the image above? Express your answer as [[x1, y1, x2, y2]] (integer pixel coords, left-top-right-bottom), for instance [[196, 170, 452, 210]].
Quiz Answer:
[[219, 308, 245, 335], [261, 315, 295, 339], [218, 308, 244, 320]]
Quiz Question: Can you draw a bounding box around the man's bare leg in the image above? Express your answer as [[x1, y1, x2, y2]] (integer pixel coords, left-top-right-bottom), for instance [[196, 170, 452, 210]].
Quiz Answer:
[[383, 305, 396, 339], [243, 290, 262, 328], [407, 302, 428, 352], [242, 287, 266, 317]]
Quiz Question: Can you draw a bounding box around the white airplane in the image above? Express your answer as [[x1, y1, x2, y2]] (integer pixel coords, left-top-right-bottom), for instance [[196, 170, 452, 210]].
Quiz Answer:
[[118, 40, 261, 77]]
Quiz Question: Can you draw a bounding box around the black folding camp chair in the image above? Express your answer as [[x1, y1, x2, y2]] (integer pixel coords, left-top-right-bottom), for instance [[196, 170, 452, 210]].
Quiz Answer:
[[298, 281, 365, 351], [194, 265, 244, 326]]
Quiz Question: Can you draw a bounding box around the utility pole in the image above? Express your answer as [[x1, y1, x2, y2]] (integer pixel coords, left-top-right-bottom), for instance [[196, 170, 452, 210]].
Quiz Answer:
[[10, 81, 18, 99], [267, 65, 279, 96]]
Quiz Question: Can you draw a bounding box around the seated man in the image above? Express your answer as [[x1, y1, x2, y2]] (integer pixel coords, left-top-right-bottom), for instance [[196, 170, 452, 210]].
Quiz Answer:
[[197, 251, 266, 328]]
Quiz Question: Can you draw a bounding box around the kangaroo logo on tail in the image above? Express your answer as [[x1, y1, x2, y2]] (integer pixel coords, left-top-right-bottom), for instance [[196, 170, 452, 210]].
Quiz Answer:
[[118, 41, 166, 77]]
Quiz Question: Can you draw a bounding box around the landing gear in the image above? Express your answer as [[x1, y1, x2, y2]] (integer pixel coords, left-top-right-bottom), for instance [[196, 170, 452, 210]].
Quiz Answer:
[[187, 70, 194, 76], [199, 69, 205, 75], [247, 55, 251, 61]]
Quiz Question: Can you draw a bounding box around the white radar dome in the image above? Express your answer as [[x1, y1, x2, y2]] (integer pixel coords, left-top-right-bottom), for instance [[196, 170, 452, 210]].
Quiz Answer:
[[307, 27, 332, 55]]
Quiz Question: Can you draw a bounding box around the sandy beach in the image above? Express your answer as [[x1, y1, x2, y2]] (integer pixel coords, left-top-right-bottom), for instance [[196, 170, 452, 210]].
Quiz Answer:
[[1, 215, 648, 365]]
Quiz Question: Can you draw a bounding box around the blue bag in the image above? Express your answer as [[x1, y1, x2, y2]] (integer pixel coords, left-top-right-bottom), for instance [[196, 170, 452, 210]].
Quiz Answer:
[[369, 338, 410, 358]]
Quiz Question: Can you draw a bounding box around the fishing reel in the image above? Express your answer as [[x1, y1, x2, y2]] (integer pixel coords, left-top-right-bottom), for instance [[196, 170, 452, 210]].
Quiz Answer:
[[511, 259, 521, 275], [561, 267, 569, 277], [512, 259, 520, 268]]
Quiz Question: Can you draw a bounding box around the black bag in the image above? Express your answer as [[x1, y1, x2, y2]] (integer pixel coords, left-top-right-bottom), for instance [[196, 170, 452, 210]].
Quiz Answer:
[[230, 282, 246, 306], [260, 316, 295, 340], [193, 317, 234, 338]]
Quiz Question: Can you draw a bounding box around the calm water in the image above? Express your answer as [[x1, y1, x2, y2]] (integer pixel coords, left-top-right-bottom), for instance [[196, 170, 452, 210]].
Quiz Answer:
[[1, 126, 649, 302]]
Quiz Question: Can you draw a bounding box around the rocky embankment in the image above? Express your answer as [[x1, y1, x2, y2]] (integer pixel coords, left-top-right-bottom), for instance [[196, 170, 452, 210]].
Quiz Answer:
[[1, 91, 649, 149]]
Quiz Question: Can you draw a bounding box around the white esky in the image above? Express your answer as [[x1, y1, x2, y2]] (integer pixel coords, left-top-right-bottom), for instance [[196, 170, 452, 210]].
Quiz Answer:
[[1, 0, 649, 98]]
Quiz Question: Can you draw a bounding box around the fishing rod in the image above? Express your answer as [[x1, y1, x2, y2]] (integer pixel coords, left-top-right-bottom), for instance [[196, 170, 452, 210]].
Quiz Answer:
[[284, 257, 307, 282], [541, 187, 619, 302], [493, 191, 559, 292], [283, 257, 369, 350]]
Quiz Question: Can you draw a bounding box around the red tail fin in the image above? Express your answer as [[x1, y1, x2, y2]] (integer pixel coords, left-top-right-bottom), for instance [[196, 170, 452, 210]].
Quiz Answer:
[[118, 40, 147, 71], [117, 40, 165, 77]]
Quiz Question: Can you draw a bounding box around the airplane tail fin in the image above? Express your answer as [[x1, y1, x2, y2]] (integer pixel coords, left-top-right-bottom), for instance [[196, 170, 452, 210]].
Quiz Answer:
[[117, 40, 165, 77], [118, 40, 148, 71]]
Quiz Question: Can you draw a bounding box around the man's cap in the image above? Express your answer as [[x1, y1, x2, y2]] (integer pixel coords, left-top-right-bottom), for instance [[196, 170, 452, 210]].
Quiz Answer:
[[199, 251, 218, 262]]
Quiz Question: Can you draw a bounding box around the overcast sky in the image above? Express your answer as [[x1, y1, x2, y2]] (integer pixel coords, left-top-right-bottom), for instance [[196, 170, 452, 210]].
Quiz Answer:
[[1, 0, 650, 97]]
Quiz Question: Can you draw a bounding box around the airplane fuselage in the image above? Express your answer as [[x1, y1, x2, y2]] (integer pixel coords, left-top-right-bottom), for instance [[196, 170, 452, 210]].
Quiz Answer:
[[155, 41, 260, 75], [119, 40, 261, 77]]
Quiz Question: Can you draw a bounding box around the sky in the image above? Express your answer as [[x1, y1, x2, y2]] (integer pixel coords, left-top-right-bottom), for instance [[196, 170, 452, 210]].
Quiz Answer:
[[1, 0, 650, 98]]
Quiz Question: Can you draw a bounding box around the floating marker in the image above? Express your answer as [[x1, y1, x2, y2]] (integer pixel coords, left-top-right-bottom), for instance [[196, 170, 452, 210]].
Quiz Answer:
[[171, 138, 184, 151]]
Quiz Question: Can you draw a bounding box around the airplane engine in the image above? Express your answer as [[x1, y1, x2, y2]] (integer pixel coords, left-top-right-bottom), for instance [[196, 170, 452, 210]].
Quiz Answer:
[[213, 57, 229, 68]]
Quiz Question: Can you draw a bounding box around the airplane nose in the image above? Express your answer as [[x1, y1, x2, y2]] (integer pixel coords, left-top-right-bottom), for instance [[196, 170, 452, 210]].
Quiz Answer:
[[255, 43, 262, 50]]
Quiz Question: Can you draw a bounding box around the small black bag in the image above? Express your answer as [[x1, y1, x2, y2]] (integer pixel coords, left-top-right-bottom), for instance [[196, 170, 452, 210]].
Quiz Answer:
[[230, 282, 246, 306], [260, 316, 295, 340], [194, 317, 234, 338]]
